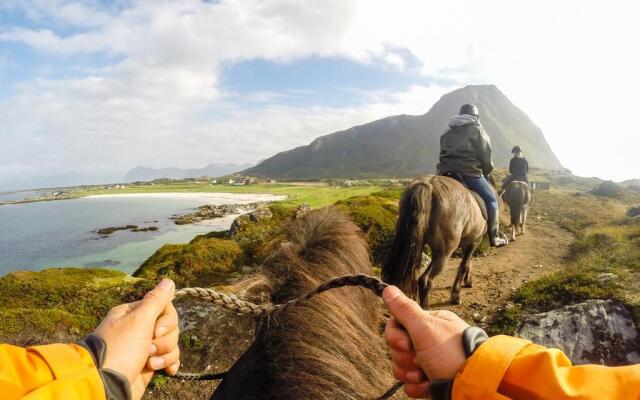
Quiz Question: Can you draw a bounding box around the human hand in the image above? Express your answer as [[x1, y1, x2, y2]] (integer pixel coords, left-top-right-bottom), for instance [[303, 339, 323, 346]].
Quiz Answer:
[[94, 278, 180, 400], [383, 286, 469, 398]]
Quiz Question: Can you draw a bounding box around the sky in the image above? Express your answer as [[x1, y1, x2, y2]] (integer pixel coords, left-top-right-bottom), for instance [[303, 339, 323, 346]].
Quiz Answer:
[[0, 0, 639, 190]]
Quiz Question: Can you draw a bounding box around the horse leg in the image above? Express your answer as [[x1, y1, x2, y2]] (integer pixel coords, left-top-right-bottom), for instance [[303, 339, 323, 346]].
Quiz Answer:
[[511, 223, 516, 241], [463, 243, 477, 288], [418, 251, 445, 309], [452, 244, 475, 305], [521, 207, 528, 235]]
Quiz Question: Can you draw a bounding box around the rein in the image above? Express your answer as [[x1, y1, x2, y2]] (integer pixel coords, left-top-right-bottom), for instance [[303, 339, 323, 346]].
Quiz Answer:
[[160, 273, 402, 399]]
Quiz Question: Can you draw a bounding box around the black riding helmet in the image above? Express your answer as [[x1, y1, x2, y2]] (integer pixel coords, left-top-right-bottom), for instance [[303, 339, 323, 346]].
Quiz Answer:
[[459, 104, 479, 117], [512, 145, 522, 154]]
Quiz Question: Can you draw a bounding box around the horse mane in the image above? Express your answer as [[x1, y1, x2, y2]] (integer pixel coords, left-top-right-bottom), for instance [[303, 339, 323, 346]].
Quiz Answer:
[[213, 208, 392, 400]]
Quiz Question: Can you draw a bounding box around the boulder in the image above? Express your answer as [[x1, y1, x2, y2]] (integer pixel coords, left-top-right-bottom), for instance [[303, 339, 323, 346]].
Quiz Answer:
[[175, 298, 256, 375], [229, 207, 273, 235], [517, 299, 640, 365], [596, 273, 617, 284], [294, 203, 311, 219], [249, 207, 273, 222]]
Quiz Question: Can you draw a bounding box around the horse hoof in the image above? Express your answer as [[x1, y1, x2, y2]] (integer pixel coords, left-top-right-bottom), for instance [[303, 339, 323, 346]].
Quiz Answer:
[[463, 283, 473, 288], [451, 298, 461, 305]]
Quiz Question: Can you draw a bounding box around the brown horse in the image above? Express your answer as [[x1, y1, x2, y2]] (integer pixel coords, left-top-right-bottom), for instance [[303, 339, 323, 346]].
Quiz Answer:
[[501, 181, 532, 241], [382, 175, 491, 308], [212, 209, 393, 399]]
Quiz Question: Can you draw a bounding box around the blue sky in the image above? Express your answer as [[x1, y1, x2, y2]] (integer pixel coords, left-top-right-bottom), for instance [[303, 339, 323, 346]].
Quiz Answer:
[[1, 0, 639, 190]]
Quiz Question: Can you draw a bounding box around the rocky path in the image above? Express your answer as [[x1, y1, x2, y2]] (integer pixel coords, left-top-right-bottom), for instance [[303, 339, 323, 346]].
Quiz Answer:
[[428, 216, 574, 326]]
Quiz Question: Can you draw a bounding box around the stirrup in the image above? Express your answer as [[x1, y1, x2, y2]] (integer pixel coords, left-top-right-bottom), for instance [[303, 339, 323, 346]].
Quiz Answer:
[[490, 232, 509, 248]]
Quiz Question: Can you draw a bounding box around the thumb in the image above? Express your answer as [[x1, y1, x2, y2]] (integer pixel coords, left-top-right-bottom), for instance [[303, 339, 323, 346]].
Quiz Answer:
[[134, 278, 175, 323], [383, 286, 430, 335]]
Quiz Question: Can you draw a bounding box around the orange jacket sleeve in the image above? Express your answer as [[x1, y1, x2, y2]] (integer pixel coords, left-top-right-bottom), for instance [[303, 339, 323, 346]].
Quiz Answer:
[[452, 335, 640, 399], [0, 342, 106, 400]]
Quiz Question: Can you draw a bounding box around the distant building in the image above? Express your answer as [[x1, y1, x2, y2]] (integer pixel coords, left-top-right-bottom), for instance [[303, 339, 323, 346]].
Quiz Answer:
[[532, 181, 551, 191], [233, 177, 256, 185], [269, 179, 277, 184]]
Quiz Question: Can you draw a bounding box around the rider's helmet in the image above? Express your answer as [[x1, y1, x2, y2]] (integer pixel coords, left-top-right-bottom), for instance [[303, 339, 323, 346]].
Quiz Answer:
[[512, 145, 522, 154], [459, 104, 479, 117]]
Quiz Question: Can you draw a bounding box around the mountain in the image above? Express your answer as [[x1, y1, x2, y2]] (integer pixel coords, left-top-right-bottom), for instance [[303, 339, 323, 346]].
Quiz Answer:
[[621, 179, 640, 187], [244, 85, 562, 179], [124, 163, 252, 182]]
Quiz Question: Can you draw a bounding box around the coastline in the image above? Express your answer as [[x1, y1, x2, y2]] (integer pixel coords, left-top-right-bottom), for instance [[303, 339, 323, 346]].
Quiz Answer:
[[0, 192, 287, 276], [83, 192, 287, 203]]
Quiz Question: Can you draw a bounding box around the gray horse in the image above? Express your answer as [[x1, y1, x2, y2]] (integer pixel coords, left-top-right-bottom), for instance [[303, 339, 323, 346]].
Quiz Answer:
[[501, 181, 532, 241]]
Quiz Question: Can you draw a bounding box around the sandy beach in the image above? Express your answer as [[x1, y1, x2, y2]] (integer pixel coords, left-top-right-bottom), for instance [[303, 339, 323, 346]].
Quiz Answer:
[[84, 192, 287, 204]]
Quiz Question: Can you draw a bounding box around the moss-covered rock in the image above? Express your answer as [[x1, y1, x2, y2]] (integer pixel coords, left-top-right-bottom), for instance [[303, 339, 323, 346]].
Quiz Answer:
[[335, 194, 399, 265], [228, 204, 295, 265], [0, 268, 149, 340], [133, 238, 242, 287]]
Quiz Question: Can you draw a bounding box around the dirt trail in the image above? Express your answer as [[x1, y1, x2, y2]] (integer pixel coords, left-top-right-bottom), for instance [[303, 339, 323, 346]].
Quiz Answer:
[[428, 216, 574, 326], [147, 217, 573, 399]]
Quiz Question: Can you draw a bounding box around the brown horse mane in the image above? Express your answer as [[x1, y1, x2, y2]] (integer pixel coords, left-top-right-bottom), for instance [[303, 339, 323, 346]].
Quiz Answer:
[[213, 208, 392, 399]]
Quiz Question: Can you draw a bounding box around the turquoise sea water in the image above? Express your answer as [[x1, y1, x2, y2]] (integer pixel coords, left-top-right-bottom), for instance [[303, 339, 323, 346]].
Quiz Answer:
[[0, 194, 279, 276], [0, 190, 47, 202]]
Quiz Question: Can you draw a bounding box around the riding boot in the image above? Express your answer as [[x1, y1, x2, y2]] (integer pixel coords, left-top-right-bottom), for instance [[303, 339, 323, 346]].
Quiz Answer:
[[488, 214, 508, 247]]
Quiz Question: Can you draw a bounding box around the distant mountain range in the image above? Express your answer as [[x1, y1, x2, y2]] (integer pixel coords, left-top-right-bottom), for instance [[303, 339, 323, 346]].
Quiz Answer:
[[244, 85, 563, 179], [124, 163, 252, 182]]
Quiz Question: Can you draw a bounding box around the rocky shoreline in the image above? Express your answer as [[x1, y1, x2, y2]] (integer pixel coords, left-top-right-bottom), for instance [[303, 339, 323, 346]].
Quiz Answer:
[[96, 225, 159, 235], [171, 202, 267, 225]]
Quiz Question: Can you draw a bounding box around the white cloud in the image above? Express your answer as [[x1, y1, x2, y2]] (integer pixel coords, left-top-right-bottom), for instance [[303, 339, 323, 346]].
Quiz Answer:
[[1, 0, 639, 186]]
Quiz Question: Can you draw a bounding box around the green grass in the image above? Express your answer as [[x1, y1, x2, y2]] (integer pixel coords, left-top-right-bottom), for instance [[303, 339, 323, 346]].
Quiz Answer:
[[490, 190, 640, 335], [68, 182, 387, 208], [336, 194, 399, 265], [529, 189, 630, 235], [133, 238, 242, 287], [0, 268, 153, 339]]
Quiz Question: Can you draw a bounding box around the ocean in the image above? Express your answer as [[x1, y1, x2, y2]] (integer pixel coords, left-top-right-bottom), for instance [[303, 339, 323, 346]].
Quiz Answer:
[[0, 193, 284, 276]]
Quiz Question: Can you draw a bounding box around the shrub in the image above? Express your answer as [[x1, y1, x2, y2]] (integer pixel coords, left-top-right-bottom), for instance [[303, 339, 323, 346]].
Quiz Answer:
[[335, 195, 398, 265], [627, 206, 640, 218], [590, 181, 628, 199], [133, 238, 242, 287]]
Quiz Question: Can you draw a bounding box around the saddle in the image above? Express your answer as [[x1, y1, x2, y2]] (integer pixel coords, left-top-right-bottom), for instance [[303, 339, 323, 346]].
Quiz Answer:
[[439, 171, 488, 220]]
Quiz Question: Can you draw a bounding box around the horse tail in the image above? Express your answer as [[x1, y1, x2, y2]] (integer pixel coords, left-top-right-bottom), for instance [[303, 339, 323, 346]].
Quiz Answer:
[[508, 184, 525, 226], [382, 178, 433, 299]]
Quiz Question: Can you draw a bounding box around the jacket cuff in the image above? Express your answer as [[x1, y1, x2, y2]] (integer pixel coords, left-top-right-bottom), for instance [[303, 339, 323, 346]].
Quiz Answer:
[[77, 334, 132, 400], [428, 326, 489, 400], [452, 335, 531, 398]]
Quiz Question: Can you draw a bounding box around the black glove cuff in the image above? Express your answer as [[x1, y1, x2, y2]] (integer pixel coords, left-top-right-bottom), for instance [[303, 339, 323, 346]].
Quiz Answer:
[[428, 326, 489, 400], [429, 379, 454, 400], [77, 334, 132, 400], [462, 326, 489, 357]]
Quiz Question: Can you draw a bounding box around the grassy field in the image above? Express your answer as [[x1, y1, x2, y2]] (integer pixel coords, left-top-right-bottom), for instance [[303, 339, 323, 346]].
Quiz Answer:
[[490, 183, 640, 334], [67, 182, 388, 208]]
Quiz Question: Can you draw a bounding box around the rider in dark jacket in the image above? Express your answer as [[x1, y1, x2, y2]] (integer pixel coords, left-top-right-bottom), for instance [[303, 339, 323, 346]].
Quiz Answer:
[[502, 146, 530, 190], [437, 104, 508, 247]]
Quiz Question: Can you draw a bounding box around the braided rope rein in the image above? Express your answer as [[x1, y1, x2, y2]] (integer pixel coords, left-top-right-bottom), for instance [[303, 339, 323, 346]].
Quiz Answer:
[[165, 273, 401, 399]]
